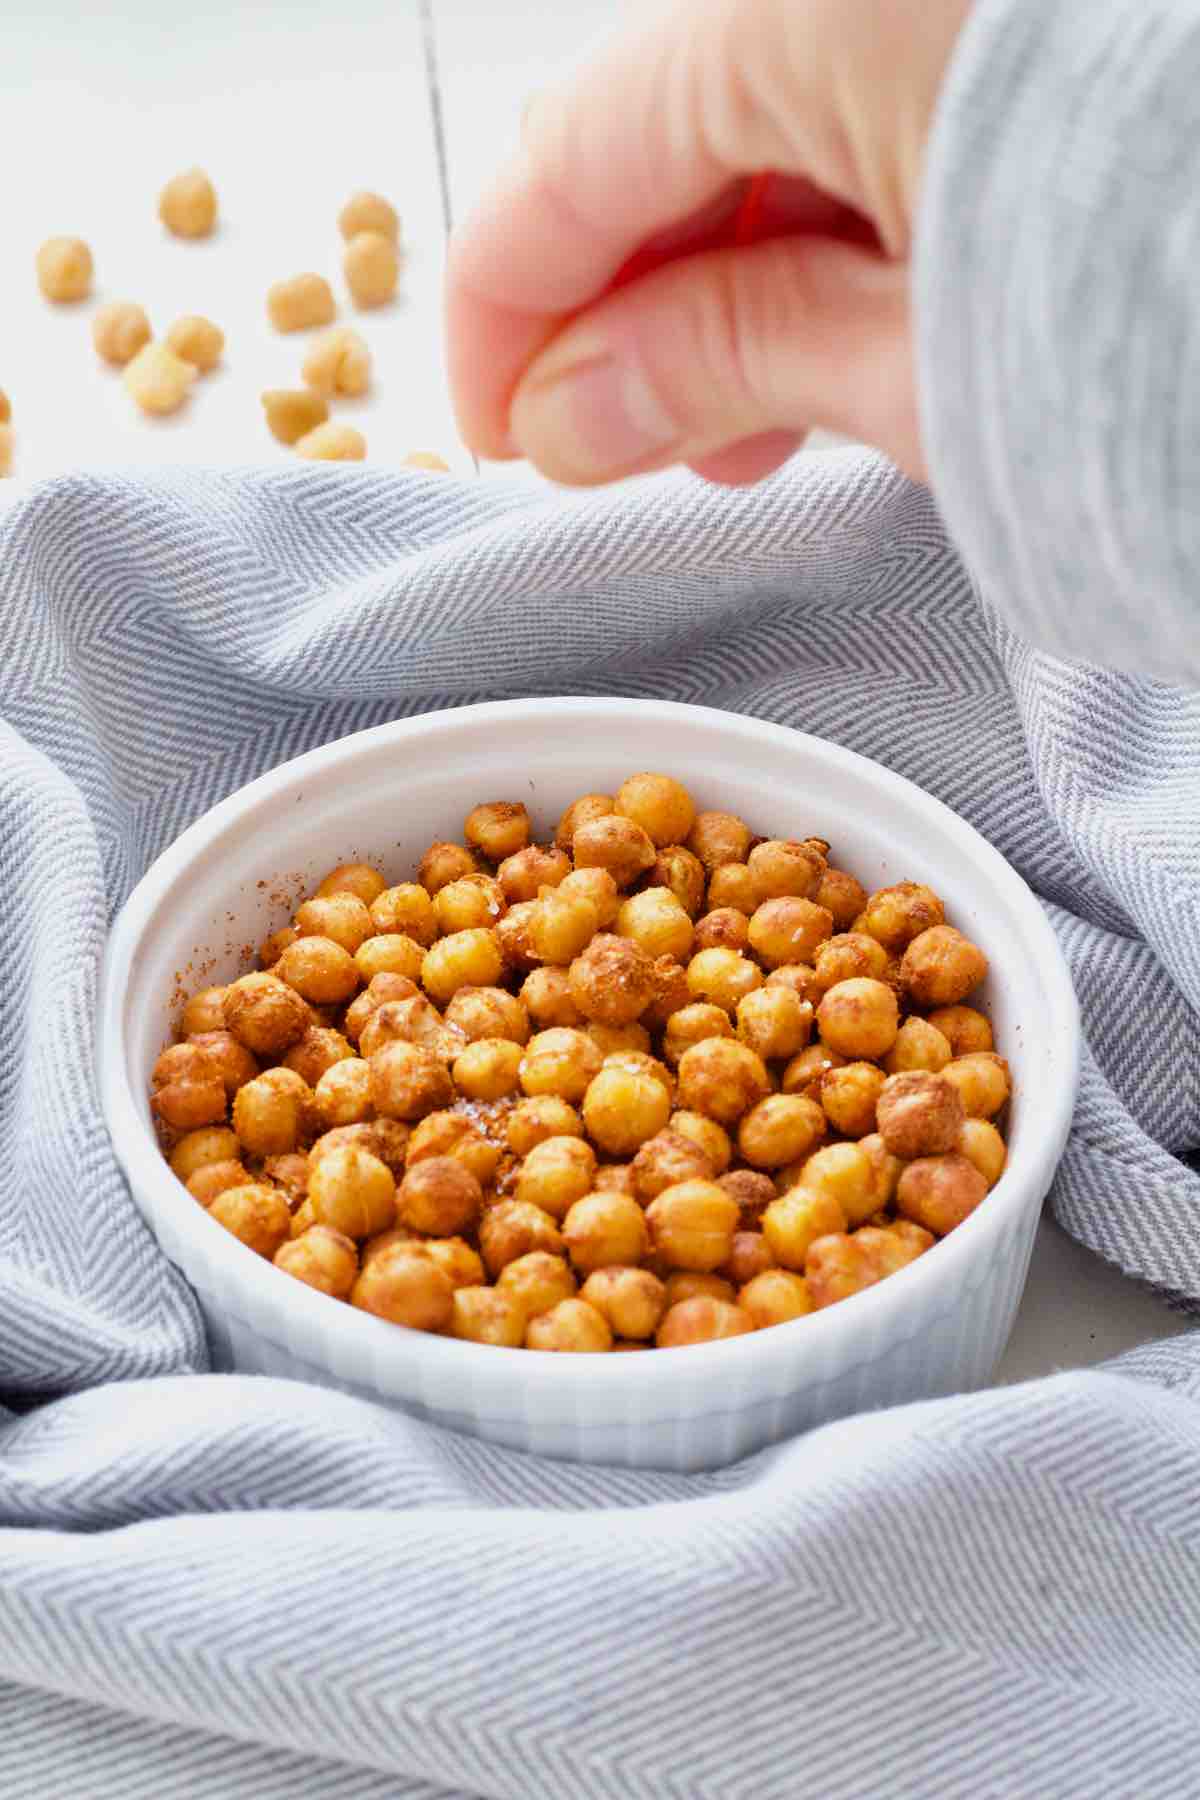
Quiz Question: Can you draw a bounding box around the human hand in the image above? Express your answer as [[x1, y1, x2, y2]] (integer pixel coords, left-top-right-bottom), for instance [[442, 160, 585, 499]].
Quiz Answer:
[[446, 0, 968, 487]]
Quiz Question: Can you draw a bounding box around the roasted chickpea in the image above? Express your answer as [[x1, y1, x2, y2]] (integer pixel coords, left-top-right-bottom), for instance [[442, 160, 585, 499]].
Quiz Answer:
[[518, 1027, 603, 1103], [876, 1071, 965, 1159], [855, 1224, 931, 1279], [311, 862, 385, 905], [233, 1067, 312, 1156], [811, 932, 892, 996], [343, 973, 419, 1044], [816, 868, 869, 931], [453, 1037, 523, 1101], [355, 933, 427, 984], [495, 900, 539, 972], [222, 972, 309, 1055], [748, 897, 833, 969], [901, 926, 989, 1007], [615, 887, 693, 961], [397, 1156, 482, 1237], [723, 1230, 776, 1287], [594, 1164, 638, 1194], [610, 773, 693, 848], [276, 936, 359, 1005], [209, 1183, 291, 1257], [587, 1021, 651, 1057], [641, 954, 692, 1030], [507, 1095, 583, 1155], [805, 1234, 881, 1308], [748, 839, 825, 902], [555, 870, 617, 933], [515, 1135, 597, 1219], [663, 1272, 736, 1309], [294, 894, 373, 955], [449, 1285, 526, 1345], [496, 1250, 577, 1322], [706, 863, 758, 913], [781, 1043, 848, 1101], [883, 1017, 953, 1075], [718, 1169, 778, 1230], [419, 929, 502, 1004], [480, 1199, 564, 1277], [434, 874, 507, 935], [187, 1160, 253, 1205], [579, 1267, 665, 1339], [309, 1144, 396, 1238], [274, 1225, 358, 1298], [151, 1042, 227, 1131], [169, 1125, 241, 1182], [282, 1025, 354, 1088], [798, 1141, 879, 1226], [359, 995, 465, 1064], [418, 842, 477, 895], [445, 986, 529, 1045], [630, 1128, 712, 1201], [735, 985, 812, 1062], [817, 978, 899, 1059], [464, 801, 530, 863], [407, 1111, 499, 1184], [645, 845, 706, 918], [568, 933, 654, 1025], [352, 1245, 453, 1331], [859, 882, 945, 951], [739, 1269, 813, 1328], [369, 1040, 454, 1120], [820, 1062, 887, 1138], [519, 966, 582, 1029], [686, 946, 762, 1012], [259, 927, 298, 969], [555, 793, 615, 850], [578, 1064, 668, 1158], [661, 1002, 730, 1068], [414, 1237, 483, 1290], [676, 1038, 770, 1125], [313, 1057, 374, 1129], [762, 1187, 847, 1270], [186, 1030, 260, 1098], [657, 1296, 753, 1347], [927, 1005, 994, 1058], [692, 908, 750, 955], [497, 844, 570, 904], [529, 887, 599, 963], [180, 985, 227, 1035], [370, 882, 437, 944], [687, 810, 752, 872], [765, 963, 819, 1006], [526, 1298, 612, 1352], [942, 1052, 1011, 1119], [738, 1093, 825, 1169], [896, 1153, 988, 1235], [563, 1187, 651, 1275], [572, 815, 656, 888], [958, 1118, 1008, 1188], [646, 1179, 739, 1272]]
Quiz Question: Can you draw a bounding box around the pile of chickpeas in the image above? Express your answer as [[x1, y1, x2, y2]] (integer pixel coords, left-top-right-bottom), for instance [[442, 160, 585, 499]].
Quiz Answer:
[[152, 773, 1010, 1353]]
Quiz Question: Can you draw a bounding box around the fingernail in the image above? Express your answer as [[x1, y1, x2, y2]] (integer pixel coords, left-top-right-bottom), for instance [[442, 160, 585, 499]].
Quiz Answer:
[[512, 343, 680, 480]]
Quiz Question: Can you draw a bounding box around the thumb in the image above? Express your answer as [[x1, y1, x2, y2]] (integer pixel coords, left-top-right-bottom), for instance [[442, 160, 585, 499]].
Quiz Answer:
[[509, 234, 923, 485]]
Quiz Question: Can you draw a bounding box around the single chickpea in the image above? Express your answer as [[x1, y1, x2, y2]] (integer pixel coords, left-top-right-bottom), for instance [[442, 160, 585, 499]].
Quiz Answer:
[[397, 1156, 482, 1237], [855, 1224, 931, 1279], [692, 908, 750, 955], [464, 800, 530, 862], [687, 810, 752, 872], [572, 815, 656, 888], [580, 1064, 669, 1157], [496, 900, 539, 972], [796, 1140, 878, 1227], [151, 1042, 226, 1131], [259, 927, 297, 969], [407, 1111, 500, 1186], [434, 874, 507, 936], [343, 973, 419, 1044], [613, 773, 696, 847], [355, 933, 427, 984], [187, 1160, 253, 1205], [421, 929, 503, 1004], [554, 869, 617, 932], [706, 863, 758, 913], [315, 862, 387, 905], [262, 388, 329, 445], [450, 1286, 526, 1345], [901, 926, 989, 1007], [295, 422, 366, 462], [445, 987, 528, 1045], [820, 1062, 887, 1139], [883, 1017, 953, 1076], [686, 947, 763, 1013], [738, 1093, 826, 1169], [748, 839, 825, 902], [302, 326, 371, 397], [896, 1153, 989, 1235], [264, 1152, 310, 1204], [276, 935, 359, 1005], [519, 966, 582, 1029], [587, 1021, 651, 1057], [568, 933, 654, 1025], [418, 843, 477, 895], [805, 1234, 881, 1308], [515, 1135, 597, 1219], [580, 1267, 666, 1339], [338, 190, 399, 242], [766, 963, 820, 1006], [958, 1118, 1008, 1188], [369, 1040, 454, 1120], [187, 1029, 259, 1096], [668, 1110, 732, 1173], [311, 1119, 410, 1178], [723, 1229, 776, 1286], [313, 1057, 373, 1129], [594, 1164, 638, 1194], [943, 1051, 1011, 1119], [859, 1132, 904, 1209], [555, 793, 615, 850], [657, 1297, 753, 1347], [166, 314, 224, 373], [663, 1272, 736, 1308], [526, 1297, 612, 1352], [676, 1038, 771, 1125], [157, 167, 217, 237], [646, 1179, 739, 1272], [762, 1187, 848, 1270], [180, 985, 227, 1035], [876, 1071, 966, 1159], [92, 301, 152, 366], [518, 1027, 603, 1103], [454, 1037, 523, 1101], [507, 1094, 583, 1155], [169, 1125, 241, 1182], [371, 882, 436, 943], [645, 845, 707, 918], [232, 1068, 312, 1157], [281, 1025, 353, 1087], [739, 1269, 813, 1328], [529, 887, 599, 963], [781, 1042, 848, 1101], [859, 882, 945, 951], [344, 229, 399, 307], [927, 1005, 994, 1058], [748, 897, 834, 969], [630, 1128, 712, 1201], [124, 342, 196, 416], [811, 932, 892, 996], [563, 1191, 649, 1274], [641, 956, 693, 1031], [615, 887, 694, 961], [295, 893, 373, 955], [816, 868, 869, 931], [267, 272, 336, 332], [817, 978, 899, 1060], [736, 986, 812, 1062], [420, 1237, 486, 1290], [309, 1143, 396, 1237], [480, 1199, 564, 1277], [352, 1245, 453, 1331], [718, 1169, 778, 1230], [209, 1183, 291, 1257], [497, 844, 571, 904], [498, 1251, 578, 1322], [35, 236, 92, 302], [274, 1226, 358, 1298]]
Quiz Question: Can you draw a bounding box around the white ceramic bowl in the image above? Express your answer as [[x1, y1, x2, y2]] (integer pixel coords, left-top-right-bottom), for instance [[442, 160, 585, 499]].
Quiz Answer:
[[99, 698, 1079, 1472]]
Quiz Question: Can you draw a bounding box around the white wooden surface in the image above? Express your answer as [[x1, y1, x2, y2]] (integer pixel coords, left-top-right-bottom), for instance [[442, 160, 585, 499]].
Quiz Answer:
[[0, 0, 1189, 1379]]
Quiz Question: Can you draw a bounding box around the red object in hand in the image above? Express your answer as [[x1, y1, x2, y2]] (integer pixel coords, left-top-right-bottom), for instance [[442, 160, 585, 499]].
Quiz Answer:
[[609, 173, 775, 292]]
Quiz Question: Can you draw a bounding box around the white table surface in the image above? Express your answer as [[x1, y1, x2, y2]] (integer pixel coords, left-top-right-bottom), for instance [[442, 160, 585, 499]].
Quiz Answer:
[[0, 0, 1190, 1380]]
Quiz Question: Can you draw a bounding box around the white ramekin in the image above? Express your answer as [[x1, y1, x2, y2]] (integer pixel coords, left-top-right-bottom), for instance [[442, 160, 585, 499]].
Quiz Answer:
[[99, 699, 1079, 1472]]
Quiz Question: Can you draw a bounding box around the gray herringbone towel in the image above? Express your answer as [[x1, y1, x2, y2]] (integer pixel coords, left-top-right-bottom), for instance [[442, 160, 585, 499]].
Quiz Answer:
[[1, 453, 1198, 1799]]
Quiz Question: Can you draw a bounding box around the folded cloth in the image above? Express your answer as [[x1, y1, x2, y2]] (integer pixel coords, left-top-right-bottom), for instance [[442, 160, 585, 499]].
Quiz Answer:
[[1, 457, 1199, 1798]]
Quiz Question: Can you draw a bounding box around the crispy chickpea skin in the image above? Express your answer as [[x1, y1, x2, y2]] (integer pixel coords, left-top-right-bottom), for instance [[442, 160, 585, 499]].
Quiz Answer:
[[943, 1052, 1012, 1119], [274, 1225, 358, 1298], [748, 839, 825, 901], [957, 1118, 1008, 1188], [897, 1153, 989, 1236], [572, 815, 656, 888], [313, 1058, 374, 1129], [719, 1168, 778, 1230], [594, 1164, 638, 1194], [816, 867, 869, 930], [762, 1188, 847, 1270], [169, 1126, 241, 1182], [397, 1156, 482, 1236], [766, 963, 819, 1006], [187, 1030, 259, 1096], [454, 1037, 523, 1101], [519, 1028, 603, 1103], [740, 1269, 813, 1328], [662, 1002, 732, 1067], [526, 1298, 613, 1352], [295, 893, 374, 954], [519, 967, 582, 1029], [631, 1128, 713, 1200], [614, 773, 696, 847], [352, 1245, 453, 1331], [445, 986, 529, 1045], [465, 800, 530, 862], [282, 1025, 354, 1087], [876, 1071, 966, 1159], [497, 1250, 578, 1321], [151, 1042, 227, 1130], [657, 1297, 754, 1347], [676, 1039, 770, 1125], [859, 882, 946, 952], [515, 1135, 597, 1219], [187, 1160, 253, 1205], [563, 1191, 649, 1274], [233, 1067, 312, 1156], [309, 1120, 408, 1179], [805, 1234, 882, 1309], [450, 1285, 526, 1345], [92, 301, 152, 366], [276, 936, 359, 1005], [582, 1065, 671, 1156], [736, 985, 812, 1062], [434, 874, 507, 936], [265, 1152, 310, 1203], [820, 1062, 887, 1138], [568, 933, 654, 1025], [36, 236, 93, 302], [497, 844, 570, 903], [811, 932, 892, 995], [369, 1040, 454, 1120], [748, 897, 833, 969], [555, 793, 615, 850], [360, 990, 465, 1064], [480, 1200, 565, 1277], [687, 810, 752, 872], [407, 1111, 500, 1186], [723, 1229, 776, 1286], [641, 954, 691, 1031], [781, 1043, 848, 1101], [209, 1183, 292, 1257], [496, 901, 539, 973], [901, 926, 989, 1007], [693, 907, 750, 954], [927, 1005, 994, 1058], [507, 1095, 583, 1155], [817, 978, 899, 1060], [370, 882, 436, 944], [616, 887, 693, 960], [180, 985, 227, 1035], [581, 1266, 666, 1338], [738, 1094, 826, 1169], [686, 947, 762, 1012], [422, 929, 503, 1004], [343, 973, 419, 1043], [645, 845, 706, 918], [707, 863, 758, 914], [646, 1179, 739, 1272], [309, 1144, 396, 1238]]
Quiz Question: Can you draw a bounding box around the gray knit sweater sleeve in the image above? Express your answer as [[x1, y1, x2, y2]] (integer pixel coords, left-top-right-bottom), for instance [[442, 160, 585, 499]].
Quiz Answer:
[[916, 0, 1200, 687]]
